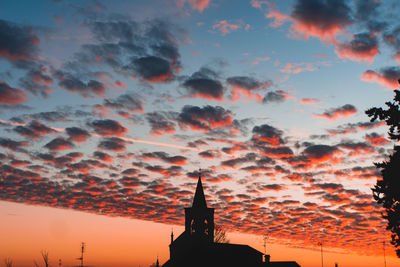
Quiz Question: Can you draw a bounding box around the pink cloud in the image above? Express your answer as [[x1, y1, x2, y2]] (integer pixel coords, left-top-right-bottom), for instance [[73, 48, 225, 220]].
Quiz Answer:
[[315, 104, 357, 120], [0, 82, 27, 104], [212, 20, 240, 35], [251, 56, 270, 65], [362, 67, 400, 89], [176, 0, 210, 12], [300, 98, 321, 105], [280, 62, 317, 74], [265, 3, 291, 28], [250, 0, 269, 9]]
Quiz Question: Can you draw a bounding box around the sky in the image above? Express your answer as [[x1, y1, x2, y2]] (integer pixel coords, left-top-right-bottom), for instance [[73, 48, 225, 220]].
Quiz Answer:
[[1, 0, 400, 266]]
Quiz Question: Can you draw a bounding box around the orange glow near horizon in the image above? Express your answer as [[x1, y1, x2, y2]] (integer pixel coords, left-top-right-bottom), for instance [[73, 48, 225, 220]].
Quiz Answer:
[[1, 201, 398, 267]]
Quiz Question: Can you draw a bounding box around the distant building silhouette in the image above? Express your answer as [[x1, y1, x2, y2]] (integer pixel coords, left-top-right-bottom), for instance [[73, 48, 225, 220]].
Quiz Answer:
[[161, 174, 301, 267]]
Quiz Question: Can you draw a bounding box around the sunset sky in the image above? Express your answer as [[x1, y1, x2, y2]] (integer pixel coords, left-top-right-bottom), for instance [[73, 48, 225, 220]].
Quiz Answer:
[[1, 0, 400, 266]]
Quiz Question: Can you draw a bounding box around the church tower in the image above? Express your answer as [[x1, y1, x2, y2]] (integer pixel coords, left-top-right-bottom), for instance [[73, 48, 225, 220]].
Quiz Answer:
[[184, 174, 214, 242]]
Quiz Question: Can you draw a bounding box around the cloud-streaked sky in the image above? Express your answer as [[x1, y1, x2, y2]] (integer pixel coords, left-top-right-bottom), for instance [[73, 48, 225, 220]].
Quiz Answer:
[[1, 0, 400, 266]]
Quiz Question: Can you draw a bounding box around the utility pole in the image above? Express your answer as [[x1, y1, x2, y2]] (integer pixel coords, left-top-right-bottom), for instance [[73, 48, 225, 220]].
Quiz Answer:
[[77, 242, 85, 267], [318, 242, 323, 267], [383, 241, 387, 267]]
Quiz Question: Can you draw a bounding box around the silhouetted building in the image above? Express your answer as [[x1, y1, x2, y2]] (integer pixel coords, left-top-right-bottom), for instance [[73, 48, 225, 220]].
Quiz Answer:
[[161, 174, 301, 267]]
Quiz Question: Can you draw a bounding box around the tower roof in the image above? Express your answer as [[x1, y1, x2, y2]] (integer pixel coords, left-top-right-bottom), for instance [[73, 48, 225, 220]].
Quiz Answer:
[[192, 174, 207, 208]]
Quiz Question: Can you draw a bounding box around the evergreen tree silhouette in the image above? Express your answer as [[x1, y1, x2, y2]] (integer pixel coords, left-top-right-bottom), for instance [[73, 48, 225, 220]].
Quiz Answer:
[[366, 81, 400, 257]]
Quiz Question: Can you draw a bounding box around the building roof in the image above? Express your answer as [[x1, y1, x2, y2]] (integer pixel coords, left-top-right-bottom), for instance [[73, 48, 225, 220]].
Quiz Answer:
[[267, 261, 301, 267], [212, 242, 264, 256]]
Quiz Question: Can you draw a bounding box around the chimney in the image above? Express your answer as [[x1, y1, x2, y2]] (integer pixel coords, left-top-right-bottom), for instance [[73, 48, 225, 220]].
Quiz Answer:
[[264, 255, 270, 263]]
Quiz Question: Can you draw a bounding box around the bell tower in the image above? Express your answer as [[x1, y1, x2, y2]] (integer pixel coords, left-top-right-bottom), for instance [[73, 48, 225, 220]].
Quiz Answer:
[[184, 173, 214, 242]]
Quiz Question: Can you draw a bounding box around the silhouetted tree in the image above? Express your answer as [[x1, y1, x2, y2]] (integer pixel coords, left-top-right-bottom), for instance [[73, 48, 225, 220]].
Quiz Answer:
[[366, 83, 400, 258], [41, 250, 49, 267], [214, 225, 230, 243], [4, 258, 13, 267], [34, 251, 50, 267]]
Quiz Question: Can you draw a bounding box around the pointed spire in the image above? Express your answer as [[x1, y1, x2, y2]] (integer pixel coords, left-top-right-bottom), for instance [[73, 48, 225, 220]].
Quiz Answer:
[[192, 170, 207, 208]]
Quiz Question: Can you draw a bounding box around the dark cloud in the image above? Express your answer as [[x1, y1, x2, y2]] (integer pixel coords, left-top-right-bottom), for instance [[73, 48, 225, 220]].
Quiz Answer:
[[336, 32, 379, 63], [89, 119, 127, 137], [146, 112, 176, 136], [383, 26, 400, 50], [0, 103, 31, 113], [354, 0, 381, 22], [291, 0, 353, 41], [93, 151, 113, 162], [125, 56, 175, 82], [302, 144, 340, 163], [365, 132, 389, 146], [141, 151, 187, 165], [177, 105, 233, 132], [11, 109, 91, 123], [68, 19, 182, 84], [13, 120, 55, 139], [226, 76, 262, 91], [316, 104, 357, 120], [257, 183, 286, 191], [258, 146, 294, 158], [89, 20, 139, 42], [182, 68, 224, 100], [362, 66, 400, 89], [120, 176, 140, 188], [0, 19, 39, 61], [19, 68, 53, 98], [44, 137, 74, 151], [121, 168, 140, 176], [36, 152, 83, 167], [145, 164, 183, 177], [98, 137, 127, 151], [66, 127, 91, 143], [221, 153, 257, 168], [262, 90, 292, 103], [337, 141, 374, 155], [58, 74, 106, 97], [226, 76, 273, 101], [104, 93, 143, 113], [252, 124, 284, 146], [0, 81, 27, 104], [326, 120, 384, 136], [198, 149, 219, 159], [0, 137, 29, 151]]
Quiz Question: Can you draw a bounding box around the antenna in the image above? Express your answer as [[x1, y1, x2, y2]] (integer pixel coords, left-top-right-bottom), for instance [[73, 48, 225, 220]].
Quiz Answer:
[[263, 235, 268, 255]]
